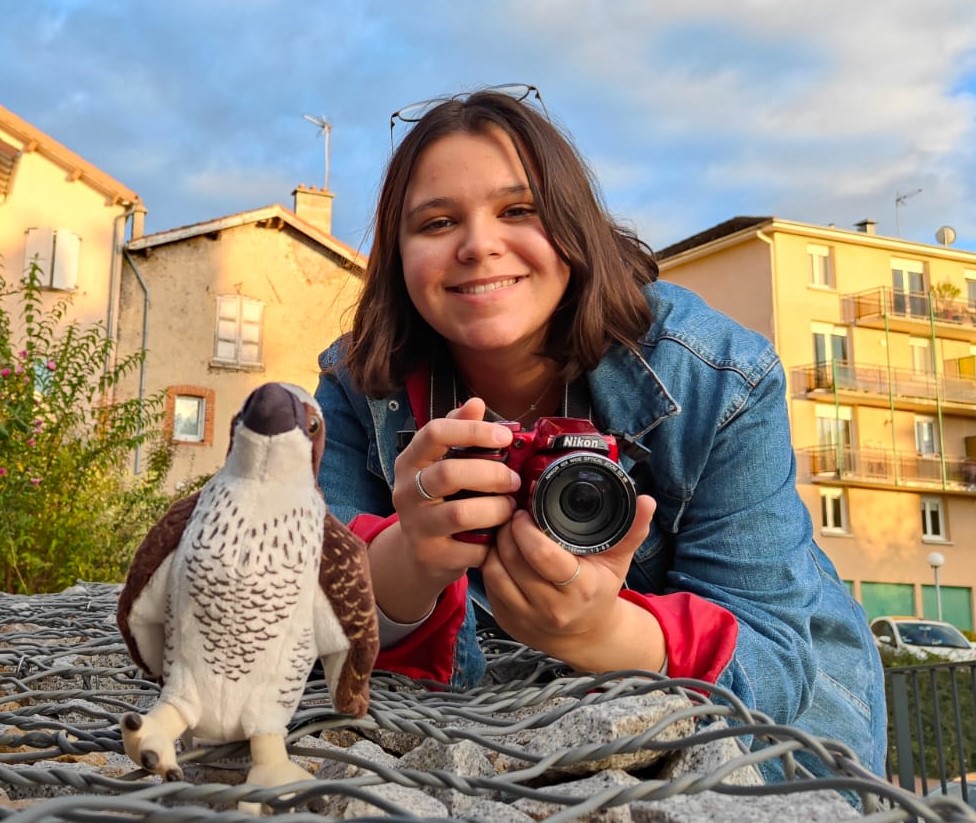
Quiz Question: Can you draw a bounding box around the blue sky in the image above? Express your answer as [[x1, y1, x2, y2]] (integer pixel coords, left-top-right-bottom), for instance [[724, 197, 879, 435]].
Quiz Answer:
[[3, 0, 975, 254]]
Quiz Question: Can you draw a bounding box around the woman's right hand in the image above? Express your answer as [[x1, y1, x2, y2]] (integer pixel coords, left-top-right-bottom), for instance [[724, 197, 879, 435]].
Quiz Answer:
[[368, 398, 520, 623]]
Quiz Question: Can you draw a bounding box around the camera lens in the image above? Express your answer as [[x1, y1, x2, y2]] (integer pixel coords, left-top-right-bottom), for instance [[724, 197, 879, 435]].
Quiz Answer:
[[531, 453, 637, 555]]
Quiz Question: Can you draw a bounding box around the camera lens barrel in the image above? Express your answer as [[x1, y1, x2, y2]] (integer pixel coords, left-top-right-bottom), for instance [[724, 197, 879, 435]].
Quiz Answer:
[[530, 452, 638, 555]]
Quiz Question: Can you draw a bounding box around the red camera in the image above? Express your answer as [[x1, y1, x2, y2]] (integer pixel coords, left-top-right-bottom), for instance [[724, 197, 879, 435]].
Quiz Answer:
[[447, 417, 637, 555]]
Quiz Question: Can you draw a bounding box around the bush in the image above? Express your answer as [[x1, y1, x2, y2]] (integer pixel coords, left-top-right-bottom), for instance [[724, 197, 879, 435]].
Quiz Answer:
[[0, 261, 177, 593]]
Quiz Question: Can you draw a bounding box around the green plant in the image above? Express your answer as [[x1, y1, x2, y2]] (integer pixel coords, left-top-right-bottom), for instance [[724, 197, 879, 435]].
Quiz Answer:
[[932, 278, 962, 320], [0, 261, 175, 593]]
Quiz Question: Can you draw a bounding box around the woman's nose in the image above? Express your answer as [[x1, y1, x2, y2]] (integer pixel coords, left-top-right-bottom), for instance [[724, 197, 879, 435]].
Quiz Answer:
[[456, 215, 504, 262]]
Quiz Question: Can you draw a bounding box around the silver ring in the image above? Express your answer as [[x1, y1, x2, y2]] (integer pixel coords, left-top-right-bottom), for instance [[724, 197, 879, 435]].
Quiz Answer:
[[552, 559, 582, 588], [414, 468, 438, 502]]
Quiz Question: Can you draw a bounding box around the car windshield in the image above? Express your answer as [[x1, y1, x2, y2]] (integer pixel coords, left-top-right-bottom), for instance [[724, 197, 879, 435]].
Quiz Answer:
[[898, 622, 971, 649]]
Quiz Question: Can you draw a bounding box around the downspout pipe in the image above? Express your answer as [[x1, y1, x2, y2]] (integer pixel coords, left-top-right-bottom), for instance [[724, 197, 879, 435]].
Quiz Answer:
[[123, 247, 151, 474], [105, 203, 139, 378]]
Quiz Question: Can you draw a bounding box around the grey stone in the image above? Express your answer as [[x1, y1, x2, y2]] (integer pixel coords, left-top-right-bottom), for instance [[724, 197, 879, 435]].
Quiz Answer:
[[315, 738, 400, 780], [630, 787, 860, 822], [495, 693, 695, 776], [513, 769, 642, 822], [462, 798, 537, 822], [399, 737, 496, 813], [657, 719, 763, 787], [334, 781, 449, 819]]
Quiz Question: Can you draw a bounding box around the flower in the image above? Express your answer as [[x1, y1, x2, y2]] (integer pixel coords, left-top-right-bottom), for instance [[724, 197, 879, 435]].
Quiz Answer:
[[17, 350, 27, 360], [0, 367, 10, 377], [27, 438, 35, 447], [0, 467, 7, 476], [30, 477, 41, 486], [45, 360, 56, 371]]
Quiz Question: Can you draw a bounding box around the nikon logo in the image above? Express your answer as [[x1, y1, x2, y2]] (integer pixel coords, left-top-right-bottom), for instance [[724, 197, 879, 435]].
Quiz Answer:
[[556, 435, 608, 452]]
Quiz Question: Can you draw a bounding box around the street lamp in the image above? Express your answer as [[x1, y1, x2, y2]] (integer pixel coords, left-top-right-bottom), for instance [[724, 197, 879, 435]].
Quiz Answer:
[[927, 551, 945, 622]]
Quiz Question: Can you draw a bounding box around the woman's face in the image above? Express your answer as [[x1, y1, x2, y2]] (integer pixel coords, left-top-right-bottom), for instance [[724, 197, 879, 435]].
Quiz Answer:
[[398, 127, 570, 362]]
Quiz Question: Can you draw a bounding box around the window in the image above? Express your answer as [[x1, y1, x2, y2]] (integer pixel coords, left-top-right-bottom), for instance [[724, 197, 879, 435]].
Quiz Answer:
[[820, 487, 849, 534], [914, 416, 938, 456], [921, 496, 946, 541], [166, 386, 215, 446], [966, 271, 976, 311], [23, 227, 81, 290], [214, 295, 264, 368], [808, 244, 834, 288], [909, 337, 934, 375], [891, 258, 927, 317], [816, 404, 853, 449], [811, 323, 850, 388]]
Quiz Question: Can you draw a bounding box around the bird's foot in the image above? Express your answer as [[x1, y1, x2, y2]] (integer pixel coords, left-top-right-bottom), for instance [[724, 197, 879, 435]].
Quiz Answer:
[[238, 734, 316, 815], [120, 704, 187, 781]]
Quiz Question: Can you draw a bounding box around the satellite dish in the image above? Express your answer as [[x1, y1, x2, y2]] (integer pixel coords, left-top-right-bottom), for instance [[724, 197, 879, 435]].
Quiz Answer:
[[935, 225, 957, 247]]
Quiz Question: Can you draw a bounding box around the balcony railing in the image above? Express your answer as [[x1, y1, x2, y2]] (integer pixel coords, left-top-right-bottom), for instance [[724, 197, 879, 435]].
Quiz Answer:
[[792, 361, 976, 407], [798, 445, 976, 491], [842, 287, 976, 342]]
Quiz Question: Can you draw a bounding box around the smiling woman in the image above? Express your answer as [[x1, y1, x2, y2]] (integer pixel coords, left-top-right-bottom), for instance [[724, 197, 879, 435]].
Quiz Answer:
[[312, 85, 888, 802]]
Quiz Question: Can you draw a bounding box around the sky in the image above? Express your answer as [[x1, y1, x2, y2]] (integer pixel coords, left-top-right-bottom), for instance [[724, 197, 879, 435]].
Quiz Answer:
[[3, 0, 976, 256]]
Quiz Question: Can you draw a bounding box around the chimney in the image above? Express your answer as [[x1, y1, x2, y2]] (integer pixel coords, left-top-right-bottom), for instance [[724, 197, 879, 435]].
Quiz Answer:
[[292, 185, 334, 235], [854, 219, 877, 235], [130, 204, 147, 240]]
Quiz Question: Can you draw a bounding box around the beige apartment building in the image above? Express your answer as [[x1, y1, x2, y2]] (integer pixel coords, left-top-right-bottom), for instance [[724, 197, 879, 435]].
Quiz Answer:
[[115, 186, 365, 487], [658, 216, 976, 631], [0, 103, 144, 340]]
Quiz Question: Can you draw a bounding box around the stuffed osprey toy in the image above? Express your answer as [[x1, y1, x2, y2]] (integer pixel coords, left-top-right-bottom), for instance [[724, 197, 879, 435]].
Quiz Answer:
[[117, 382, 378, 795]]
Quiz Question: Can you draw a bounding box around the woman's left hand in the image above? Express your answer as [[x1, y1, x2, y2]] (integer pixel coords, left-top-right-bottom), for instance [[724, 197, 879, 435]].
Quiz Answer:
[[481, 494, 665, 673]]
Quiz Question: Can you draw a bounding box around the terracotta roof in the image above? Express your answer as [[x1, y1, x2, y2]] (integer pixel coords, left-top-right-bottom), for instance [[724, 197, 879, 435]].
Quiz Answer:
[[656, 216, 773, 260], [0, 103, 141, 205], [126, 203, 367, 270]]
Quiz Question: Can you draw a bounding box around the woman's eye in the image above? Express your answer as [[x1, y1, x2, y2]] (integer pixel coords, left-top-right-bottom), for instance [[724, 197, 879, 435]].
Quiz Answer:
[[420, 217, 453, 232], [503, 205, 536, 219]]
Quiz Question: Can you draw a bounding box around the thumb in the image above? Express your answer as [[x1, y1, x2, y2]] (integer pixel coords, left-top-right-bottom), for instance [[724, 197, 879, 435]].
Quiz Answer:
[[446, 396, 488, 421]]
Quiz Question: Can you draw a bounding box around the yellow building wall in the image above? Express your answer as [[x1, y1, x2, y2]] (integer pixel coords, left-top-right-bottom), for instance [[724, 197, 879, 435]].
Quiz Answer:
[[0, 131, 131, 336], [115, 222, 362, 488], [662, 222, 976, 629]]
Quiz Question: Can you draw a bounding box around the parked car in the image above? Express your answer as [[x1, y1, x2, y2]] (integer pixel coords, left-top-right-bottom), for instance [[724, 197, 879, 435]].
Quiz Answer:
[[870, 616, 976, 662]]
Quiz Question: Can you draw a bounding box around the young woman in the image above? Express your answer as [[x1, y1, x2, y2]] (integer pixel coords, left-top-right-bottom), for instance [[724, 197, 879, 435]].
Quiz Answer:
[[314, 86, 886, 786]]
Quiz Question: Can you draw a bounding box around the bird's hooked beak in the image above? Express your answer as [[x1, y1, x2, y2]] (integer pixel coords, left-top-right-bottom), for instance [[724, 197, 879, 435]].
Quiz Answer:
[[239, 383, 305, 436]]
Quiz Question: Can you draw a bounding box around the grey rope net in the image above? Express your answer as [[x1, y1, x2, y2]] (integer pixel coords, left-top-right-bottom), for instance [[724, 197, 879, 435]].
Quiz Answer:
[[2, 583, 974, 822]]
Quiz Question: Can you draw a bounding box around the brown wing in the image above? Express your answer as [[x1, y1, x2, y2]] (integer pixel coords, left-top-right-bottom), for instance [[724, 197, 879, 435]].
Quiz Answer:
[[117, 491, 201, 675], [318, 512, 379, 717]]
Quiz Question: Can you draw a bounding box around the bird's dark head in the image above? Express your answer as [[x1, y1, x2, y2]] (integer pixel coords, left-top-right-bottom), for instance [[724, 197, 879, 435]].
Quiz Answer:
[[229, 383, 326, 472]]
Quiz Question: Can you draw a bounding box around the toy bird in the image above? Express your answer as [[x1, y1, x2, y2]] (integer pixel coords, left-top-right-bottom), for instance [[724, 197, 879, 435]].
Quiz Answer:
[[116, 382, 378, 800]]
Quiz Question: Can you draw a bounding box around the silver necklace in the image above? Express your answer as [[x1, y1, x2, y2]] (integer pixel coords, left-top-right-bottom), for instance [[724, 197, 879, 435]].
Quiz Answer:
[[452, 376, 567, 423]]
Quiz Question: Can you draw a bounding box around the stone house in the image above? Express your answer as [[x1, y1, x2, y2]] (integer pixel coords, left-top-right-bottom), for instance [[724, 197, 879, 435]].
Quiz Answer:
[[116, 186, 365, 488]]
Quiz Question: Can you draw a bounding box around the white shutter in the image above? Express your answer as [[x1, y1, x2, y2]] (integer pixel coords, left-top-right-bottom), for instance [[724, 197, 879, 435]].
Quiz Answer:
[[51, 230, 81, 290], [24, 227, 54, 285], [215, 296, 241, 361]]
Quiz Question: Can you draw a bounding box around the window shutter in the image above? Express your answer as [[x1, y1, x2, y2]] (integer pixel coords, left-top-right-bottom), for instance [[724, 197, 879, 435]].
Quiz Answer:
[[24, 227, 54, 285], [51, 230, 81, 290], [215, 296, 240, 361], [239, 299, 263, 364]]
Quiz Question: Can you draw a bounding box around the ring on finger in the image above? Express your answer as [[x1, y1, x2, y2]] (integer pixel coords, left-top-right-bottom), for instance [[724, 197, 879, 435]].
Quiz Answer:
[[552, 559, 582, 588], [414, 468, 438, 502]]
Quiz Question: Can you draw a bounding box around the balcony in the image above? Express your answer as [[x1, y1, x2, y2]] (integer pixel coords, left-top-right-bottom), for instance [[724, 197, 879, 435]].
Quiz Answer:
[[791, 360, 976, 416], [797, 445, 976, 493], [841, 287, 976, 343]]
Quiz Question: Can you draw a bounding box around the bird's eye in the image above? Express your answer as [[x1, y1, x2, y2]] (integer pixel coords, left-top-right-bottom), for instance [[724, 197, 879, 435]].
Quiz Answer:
[[308, 416, 322, 436]]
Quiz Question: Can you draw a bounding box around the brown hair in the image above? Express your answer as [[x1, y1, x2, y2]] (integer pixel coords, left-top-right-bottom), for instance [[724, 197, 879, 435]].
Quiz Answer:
[[344, 90, 657, 396]]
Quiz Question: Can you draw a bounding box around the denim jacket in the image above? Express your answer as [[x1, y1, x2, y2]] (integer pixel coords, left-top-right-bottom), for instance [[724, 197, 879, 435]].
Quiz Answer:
[[314, 280, 887, 781]]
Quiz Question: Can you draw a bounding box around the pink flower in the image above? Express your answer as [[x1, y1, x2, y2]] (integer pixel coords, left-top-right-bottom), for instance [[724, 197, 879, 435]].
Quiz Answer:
[[0, 367, 9, 377], [27, 438, 36, 447], [0, 467, 7, 476], [17, 350, 27, 360], [45, 360, 56, 371], [30, 477, 41, 486]]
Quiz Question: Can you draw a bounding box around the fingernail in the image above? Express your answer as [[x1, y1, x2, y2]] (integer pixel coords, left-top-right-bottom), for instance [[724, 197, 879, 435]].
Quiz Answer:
[[508, 470, 521, 489]]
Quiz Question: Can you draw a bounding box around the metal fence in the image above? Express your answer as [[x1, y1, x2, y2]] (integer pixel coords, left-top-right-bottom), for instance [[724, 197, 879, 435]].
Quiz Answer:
[[3, 584, 976, 821], [885, 658, 976, 808]]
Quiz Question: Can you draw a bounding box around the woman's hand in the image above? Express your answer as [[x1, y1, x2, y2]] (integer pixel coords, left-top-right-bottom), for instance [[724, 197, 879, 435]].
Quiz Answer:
[[369, 398, 520, 623], [482, 494, 667, 673]]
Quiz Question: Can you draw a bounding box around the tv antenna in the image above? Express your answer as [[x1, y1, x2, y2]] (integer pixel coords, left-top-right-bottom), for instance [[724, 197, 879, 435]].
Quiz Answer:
[[302, 114, 332, 190], [894, 188, 922, 237]]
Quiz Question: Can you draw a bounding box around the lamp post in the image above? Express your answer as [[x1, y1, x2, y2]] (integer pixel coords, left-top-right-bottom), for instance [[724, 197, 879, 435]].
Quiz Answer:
[[927, 551, 945, 622]]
